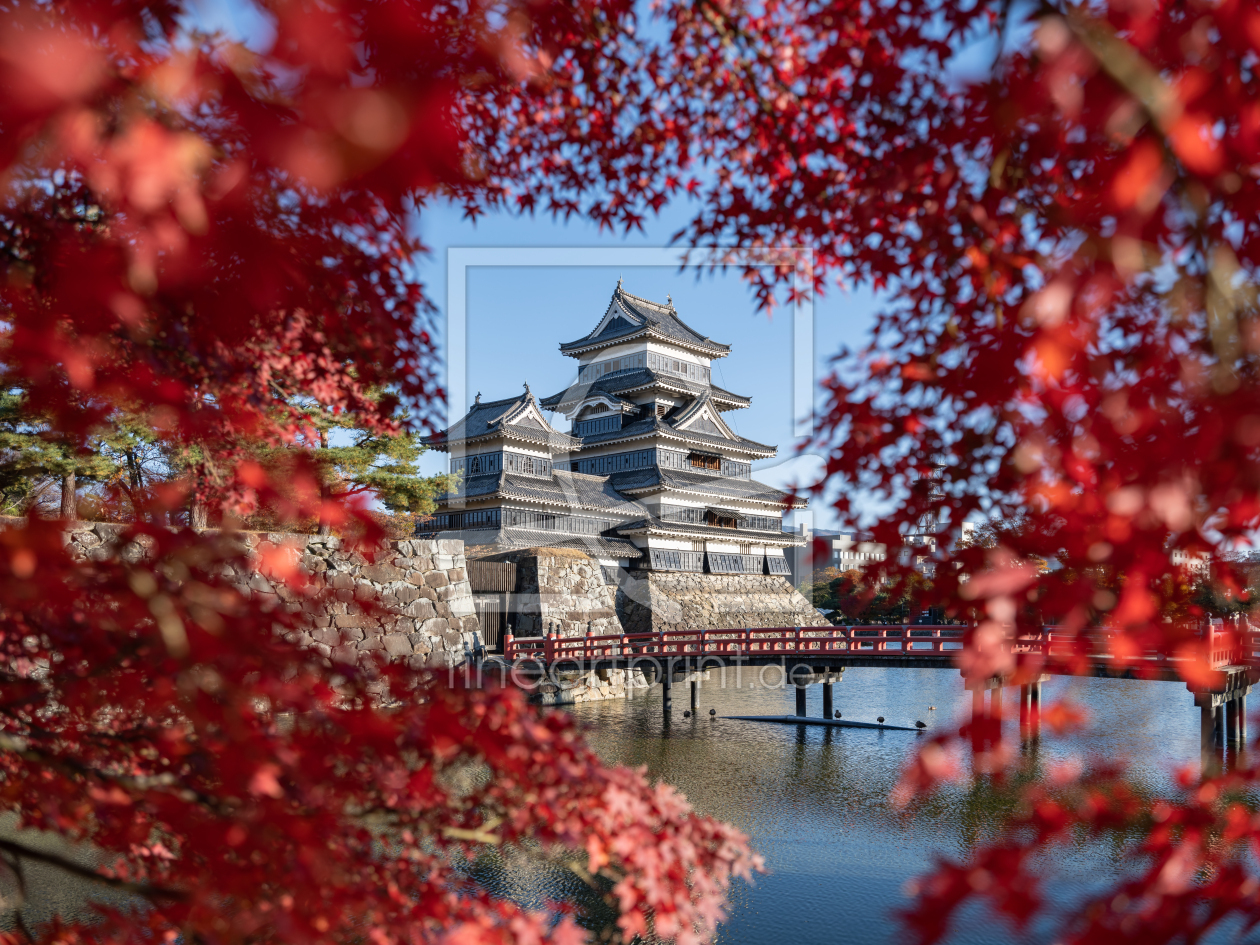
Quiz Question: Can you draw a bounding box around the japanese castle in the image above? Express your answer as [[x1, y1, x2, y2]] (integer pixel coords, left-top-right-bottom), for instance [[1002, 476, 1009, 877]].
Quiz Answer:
[[423, 283, 806, 575]]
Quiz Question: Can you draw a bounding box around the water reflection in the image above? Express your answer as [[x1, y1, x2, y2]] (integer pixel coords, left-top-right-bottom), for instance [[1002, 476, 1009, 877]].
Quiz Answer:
[[0, 668, 1216, 944], [564, 666, 1205, 945]]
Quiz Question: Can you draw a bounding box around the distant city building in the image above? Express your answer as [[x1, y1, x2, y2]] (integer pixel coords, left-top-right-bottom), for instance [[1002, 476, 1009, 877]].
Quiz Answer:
[[1171, 548, 1211, 578], [787, 524, 888, 586], [827, 531, 888, 571], [422, 283, 808, 574]]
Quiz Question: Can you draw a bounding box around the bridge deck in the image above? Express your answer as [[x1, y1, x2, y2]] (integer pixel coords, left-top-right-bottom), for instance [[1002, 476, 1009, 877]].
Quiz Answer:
[[498, 622, 1260, 771], [501, 624, 1260, 687]]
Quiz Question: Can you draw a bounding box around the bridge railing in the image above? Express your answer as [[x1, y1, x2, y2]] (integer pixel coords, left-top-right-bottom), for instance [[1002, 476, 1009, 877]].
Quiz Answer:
[[501, 618, 1260, 669], [501, 625, 971, 663], [1010, 624, 1245, 665]]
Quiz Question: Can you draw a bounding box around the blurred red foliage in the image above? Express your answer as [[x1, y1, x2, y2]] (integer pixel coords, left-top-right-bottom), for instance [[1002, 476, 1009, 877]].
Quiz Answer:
[[6, 0, 1260, 941], [0, 0, 760, 943], [658, 0, 1260, 940], [536, 0, 1260, 939]]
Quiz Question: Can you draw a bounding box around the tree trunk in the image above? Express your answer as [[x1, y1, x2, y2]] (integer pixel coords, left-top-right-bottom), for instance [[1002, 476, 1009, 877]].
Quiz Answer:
[[317, 479, 333, 536], [317, 428, 333, 536], [126, 449, 152, 523], [60, 470, 77, 521], [127, 450, 142, 491], [190, 476, 207, 529]]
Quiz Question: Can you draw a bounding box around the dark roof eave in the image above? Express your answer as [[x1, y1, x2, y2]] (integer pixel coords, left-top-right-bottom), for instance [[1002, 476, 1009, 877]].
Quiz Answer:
[[426, 527, 645, 559], [615, 521, 806, 545], [435, 487, 642, 514], [574, 420, 775, 456], [616, 481, 807, 509], [559, 326, 731, 358], [537, 372, 752, 411], [423, 429, 580, 452]]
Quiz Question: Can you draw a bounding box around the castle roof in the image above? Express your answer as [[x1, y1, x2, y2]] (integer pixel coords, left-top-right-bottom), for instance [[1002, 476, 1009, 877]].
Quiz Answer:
[[613, 515, 807, 547], [449, 469, 648, 516], [456, 528, 643, 559], [576, 410, 777, 458], [539, 368, 751, 413], [559, 284, 731, 358], [425, 389, 578, 452], [608, 468, 806, 509]]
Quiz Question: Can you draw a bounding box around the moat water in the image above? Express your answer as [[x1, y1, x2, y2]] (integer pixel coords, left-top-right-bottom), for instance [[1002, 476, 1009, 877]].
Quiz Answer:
[[485, 666, 1219, 945], [3, 666, 1234, 943]]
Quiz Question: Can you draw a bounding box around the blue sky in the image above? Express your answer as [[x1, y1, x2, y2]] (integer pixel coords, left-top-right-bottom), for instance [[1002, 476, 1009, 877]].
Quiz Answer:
[[408, 199, 883, 531], [185, 0, 1022, 533]]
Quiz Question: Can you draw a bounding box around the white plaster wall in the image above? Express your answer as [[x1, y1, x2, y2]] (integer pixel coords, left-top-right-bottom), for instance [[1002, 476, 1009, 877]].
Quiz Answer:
[[645, 340, 710, 369]]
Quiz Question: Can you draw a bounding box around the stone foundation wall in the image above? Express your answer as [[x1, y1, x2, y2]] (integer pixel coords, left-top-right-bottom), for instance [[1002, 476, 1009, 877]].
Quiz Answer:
[[532, 667, 649, 704], [527, 666, 711, 705], [479, 548, 622, 637], [617, 572, 831, 634], [60, 523, 481, 669]]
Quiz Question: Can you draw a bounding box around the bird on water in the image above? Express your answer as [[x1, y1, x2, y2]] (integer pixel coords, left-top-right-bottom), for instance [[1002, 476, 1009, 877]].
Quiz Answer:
[[915, 720, 927, 729], [709, 708, 716, 717], [877, 716, 885, 724]]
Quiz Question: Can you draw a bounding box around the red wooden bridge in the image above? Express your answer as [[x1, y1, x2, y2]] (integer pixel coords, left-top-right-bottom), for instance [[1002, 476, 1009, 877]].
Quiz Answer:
[[500, 619, 1259, 770], [503, 621, 1257, 677]]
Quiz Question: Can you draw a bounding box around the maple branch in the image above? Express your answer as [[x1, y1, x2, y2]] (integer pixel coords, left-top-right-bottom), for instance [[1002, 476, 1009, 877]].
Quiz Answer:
[[1062, 9, 1182, 133], [0, 838, 187, 901], [0, 731, 232, 819], [13, 908, 33, 945], [691, 0, 802, 164]]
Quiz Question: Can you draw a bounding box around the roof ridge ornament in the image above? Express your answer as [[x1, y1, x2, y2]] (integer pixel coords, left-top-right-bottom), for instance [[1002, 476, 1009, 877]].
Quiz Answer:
[[474, 391, 481, 404]]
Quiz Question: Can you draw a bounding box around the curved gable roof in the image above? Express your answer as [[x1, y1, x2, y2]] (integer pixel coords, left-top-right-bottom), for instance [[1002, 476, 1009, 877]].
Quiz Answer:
[[670, 390, 738, 440], [538, 369, 751, 413], [424, 388, 579, 452], [559, 283, 731, 358]]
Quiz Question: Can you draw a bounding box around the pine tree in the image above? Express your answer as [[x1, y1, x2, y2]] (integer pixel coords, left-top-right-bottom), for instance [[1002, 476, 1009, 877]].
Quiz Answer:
[[0, 390, 117, 520], [259, 392, 455, 536], [95, 410, 179, 523]]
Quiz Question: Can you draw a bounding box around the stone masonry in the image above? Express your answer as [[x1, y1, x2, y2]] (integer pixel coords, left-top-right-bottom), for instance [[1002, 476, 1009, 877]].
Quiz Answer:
[[477, 548, 622, 637], [617, 572, 830, 635], [460, 548, 828, 704], [58, 522, 481, 670]]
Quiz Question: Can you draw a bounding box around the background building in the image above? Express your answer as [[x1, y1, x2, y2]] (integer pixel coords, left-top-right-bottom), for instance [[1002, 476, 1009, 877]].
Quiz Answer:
[[787, 524, 888, 586], [424, 282, 807, 577]]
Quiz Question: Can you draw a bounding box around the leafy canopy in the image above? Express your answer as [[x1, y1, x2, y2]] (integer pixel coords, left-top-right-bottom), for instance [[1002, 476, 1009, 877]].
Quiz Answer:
[[0, 1, 762, 944], [3, 0, 1260, 942]]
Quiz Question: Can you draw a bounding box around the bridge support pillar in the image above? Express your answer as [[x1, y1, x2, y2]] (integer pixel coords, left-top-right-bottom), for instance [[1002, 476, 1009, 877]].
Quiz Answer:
[[1202, 703, 1220, 776], [1227, 698, 1240, 747], [970, 688, 985, 755], [1216, 703, 1226, 747], [662, 662, 673, 718], [822, 681, 834, 719], [1234, 690, 1244, 750], [1019, 685, 1031, 742], [795, 683, 807, 717], [1030, 681, 1042, 741], [690, 675, 698, 714]]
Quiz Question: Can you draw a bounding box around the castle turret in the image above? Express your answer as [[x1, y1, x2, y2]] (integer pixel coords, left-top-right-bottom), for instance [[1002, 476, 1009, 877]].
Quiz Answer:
[[424, 283, 806, 576]]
